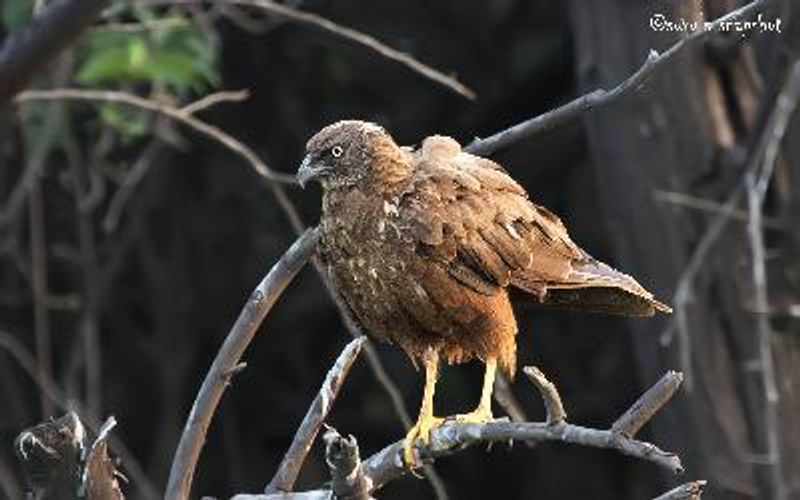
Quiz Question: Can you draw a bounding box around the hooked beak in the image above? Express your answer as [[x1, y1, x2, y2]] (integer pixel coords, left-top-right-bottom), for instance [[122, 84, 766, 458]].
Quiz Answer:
[[296, 155, 322, 189]]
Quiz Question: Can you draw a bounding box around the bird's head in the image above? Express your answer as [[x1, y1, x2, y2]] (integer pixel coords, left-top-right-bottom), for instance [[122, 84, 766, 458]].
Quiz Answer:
[[297, 120, 409, 191]]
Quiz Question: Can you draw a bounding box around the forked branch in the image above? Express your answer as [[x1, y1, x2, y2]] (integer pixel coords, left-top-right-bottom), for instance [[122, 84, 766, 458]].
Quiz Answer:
[[232, 368, 692, 499]]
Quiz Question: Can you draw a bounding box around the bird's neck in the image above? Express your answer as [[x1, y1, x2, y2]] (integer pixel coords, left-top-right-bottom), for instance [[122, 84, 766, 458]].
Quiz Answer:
[[364, 141, 413, 194]]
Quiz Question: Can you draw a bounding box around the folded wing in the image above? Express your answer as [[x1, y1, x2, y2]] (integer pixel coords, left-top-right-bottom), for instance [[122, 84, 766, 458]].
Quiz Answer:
[[400, 136, 670, 317]]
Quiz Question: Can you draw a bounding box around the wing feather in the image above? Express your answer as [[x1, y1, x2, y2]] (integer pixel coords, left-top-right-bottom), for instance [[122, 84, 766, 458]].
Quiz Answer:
[[398, 136, 670, 316]]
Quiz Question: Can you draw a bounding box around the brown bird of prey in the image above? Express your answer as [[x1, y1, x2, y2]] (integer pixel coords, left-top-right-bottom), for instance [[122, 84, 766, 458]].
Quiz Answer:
[[297, 120, 670, 465]]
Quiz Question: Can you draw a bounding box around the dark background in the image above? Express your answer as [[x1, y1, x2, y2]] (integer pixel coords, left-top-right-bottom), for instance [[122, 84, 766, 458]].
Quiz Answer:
[[1, 0, 799, 499]]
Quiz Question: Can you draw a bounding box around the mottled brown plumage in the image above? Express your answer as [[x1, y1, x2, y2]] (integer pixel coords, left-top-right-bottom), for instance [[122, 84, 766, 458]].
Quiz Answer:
[[297, 120, 670, 465]]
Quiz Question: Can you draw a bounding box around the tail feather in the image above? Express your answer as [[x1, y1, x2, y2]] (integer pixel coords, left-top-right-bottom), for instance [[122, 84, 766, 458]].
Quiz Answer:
[[512, 258, 671, 317]]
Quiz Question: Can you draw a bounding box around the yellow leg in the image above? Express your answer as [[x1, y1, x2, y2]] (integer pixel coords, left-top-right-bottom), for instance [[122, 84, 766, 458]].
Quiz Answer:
[[454, 357, 496, 423], [403, 350, 443, 467]]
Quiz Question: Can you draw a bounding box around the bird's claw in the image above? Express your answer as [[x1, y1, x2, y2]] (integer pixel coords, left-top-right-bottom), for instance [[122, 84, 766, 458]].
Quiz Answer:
[[452, 405, 494, 424], [403, 415, 443, 468]]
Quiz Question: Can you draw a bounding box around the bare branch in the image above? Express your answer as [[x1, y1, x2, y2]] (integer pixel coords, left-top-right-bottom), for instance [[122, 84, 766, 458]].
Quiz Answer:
[[523, 366, 565, 426], [113, 0, 475, 100], [165, 228, 319, 500], [493, 372, 528, 423], [179, 89, 250, 115], [229, 0, 475, 100], [611, 371, 683, 439], [653, 190, 782, 229], [0, 0, 109, 103], [465, 0, 770, 156], [324, 428, 371, 500], [742, 60, 800, 500], [266, 337, 366, 494], [14, 88, 297, 185], [362, 369, 684, 493], [653, 481, 707, 500]]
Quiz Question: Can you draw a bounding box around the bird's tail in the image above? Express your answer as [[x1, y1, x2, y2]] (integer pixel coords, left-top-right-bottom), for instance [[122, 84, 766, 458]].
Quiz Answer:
[[512, 257, 671, 317]]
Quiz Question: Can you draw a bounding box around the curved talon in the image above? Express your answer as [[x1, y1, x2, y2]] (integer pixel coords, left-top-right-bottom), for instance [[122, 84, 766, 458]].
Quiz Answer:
[[403, 415, 443, 467], [453, 407, 494, 424]]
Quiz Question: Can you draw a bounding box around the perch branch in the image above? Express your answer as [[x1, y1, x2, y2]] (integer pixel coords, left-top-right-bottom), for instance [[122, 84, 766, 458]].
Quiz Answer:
[[0, 0, 109, 103], [239, 368, 686, 498], [266, 337, 366, 494], [363, 368, 684, 492], [165, 228, 319, 500], [465, 0, 770, 156], [653, 480, 707, 500], [14, 88, 296, 184]]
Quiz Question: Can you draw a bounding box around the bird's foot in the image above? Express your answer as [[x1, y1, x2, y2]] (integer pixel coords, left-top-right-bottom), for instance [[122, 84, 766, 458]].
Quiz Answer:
[[403, 414, 443, 467], [452, 405, 494, 424]]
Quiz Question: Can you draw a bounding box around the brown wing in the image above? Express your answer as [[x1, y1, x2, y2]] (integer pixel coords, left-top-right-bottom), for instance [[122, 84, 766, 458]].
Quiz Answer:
[[399, 136, 670, 317]]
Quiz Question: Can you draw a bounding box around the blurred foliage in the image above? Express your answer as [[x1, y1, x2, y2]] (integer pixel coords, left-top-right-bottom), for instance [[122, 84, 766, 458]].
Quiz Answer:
[[74, 10, 219, 140], [1, 0, 32, 31], [77, 17, 218, 92]]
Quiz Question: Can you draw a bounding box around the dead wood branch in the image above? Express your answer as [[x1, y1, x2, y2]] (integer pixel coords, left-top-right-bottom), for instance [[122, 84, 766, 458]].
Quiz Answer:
[[266, 337, 366, 494], [323, 428, 371, 500], [653, 480, 707, 500], [238, 368, 687, 498], [0, 0, 109, 103], [465, 0, 770, 156], [362, 369, 685, 492], [14, 412, 124, 500], [165, 228, 319, 500], [612, 371, 683, 439], [108, 0, 475, 99], [0, 330, 160, 500], [14, 88, 296, 185]]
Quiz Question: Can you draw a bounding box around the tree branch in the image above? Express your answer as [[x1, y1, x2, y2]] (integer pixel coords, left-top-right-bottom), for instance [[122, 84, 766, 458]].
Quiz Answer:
[[165, 228, 319, 500], [363, 368, 685, 492], [241, 368, 688, 499], [465, 0, 771, 156], [266, 337, 366, 494], [0, 0, 109, 103], [652, 480, 707, 500], [109, 0, 475, 100], [14, 88, 296, 185], [323, 428, 371, 500], [611, 371, 683, 439]]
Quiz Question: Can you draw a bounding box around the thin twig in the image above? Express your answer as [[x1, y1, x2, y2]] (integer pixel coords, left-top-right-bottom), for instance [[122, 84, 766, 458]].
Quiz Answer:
[[743, 60, 800, 500], [29, 178, 54, 418], [62, 102, 104, 421], [14, 89, 297, 184], [653, 480, 707, 500], [523, 366, 566, 426], [111, 0, 475, 99], [165, 228, 319, 500], [179, 89, 249, 115], [493, 372, 528, 423], [465, 0, 770, 156], [653, 190, 782, 229], [266, 337, 366, 494], [611, 371, 683, 439]]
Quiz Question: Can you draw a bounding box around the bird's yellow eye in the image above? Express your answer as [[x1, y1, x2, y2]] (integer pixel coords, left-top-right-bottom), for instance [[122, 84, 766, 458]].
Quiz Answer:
[[331, 145, 344, 158]]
